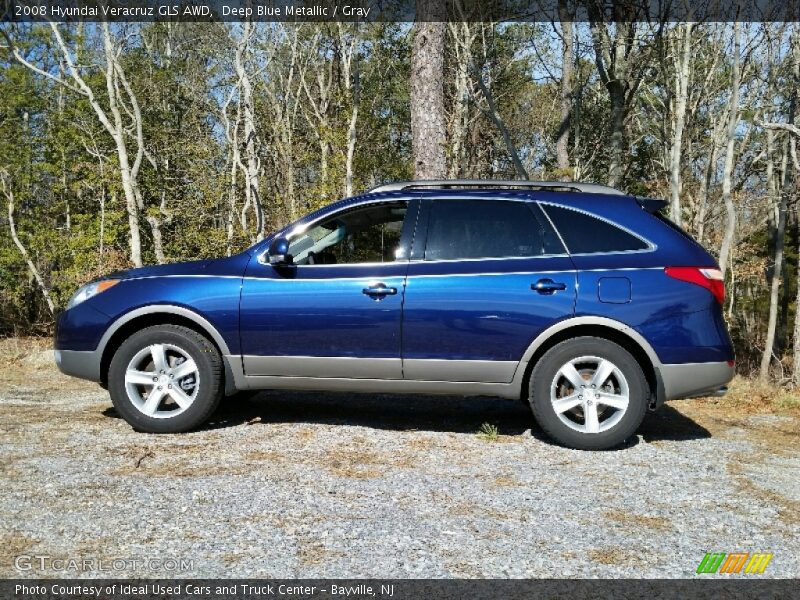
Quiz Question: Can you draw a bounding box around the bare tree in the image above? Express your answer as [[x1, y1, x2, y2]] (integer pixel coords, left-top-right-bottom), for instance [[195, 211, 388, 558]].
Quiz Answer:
[[339, 23, 361, 198], [1, 171, 55, 315], [718, 23, 742, 277], [261, 24, 310, 222], [555, 0, 574, 180], [82, 138, 109, 265], [760, 129, 788, 379], [3, 23, 148, 266], [221, 82, 243, 255], [447, 21, 476, 178], [667, 22, 693, 227], [759, 30, 800, 382], [231, 19, 265, 240], [588, 7, 661, 187], [758, 26, 794, 380], [472, 64, 529, 180], [300, 30, 335, 190]]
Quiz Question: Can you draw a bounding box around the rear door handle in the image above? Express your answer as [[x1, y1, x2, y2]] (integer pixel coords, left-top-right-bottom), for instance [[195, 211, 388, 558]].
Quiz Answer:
[[363, 282, 397, 299], [532, 279, 567, 294]]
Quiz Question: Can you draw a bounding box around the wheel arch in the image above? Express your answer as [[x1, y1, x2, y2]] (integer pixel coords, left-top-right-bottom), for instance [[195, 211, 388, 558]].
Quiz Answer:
[[98, 305, 232, 389], [515, 317, 662, 408]]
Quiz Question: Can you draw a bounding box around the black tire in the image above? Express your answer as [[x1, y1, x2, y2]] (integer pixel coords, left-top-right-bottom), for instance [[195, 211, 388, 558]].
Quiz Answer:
[[108, 325, 223, 433], [528, 336, 648, 450]]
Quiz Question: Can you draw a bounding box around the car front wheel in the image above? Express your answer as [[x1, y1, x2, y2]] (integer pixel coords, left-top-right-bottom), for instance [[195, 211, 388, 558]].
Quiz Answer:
[[529, 336, 648, 450], [108, 324, 223, 433]]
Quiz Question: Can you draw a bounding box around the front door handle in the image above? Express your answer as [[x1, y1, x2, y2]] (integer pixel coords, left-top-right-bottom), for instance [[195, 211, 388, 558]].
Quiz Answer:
[[363, 283, 398, 299], [532, 279, 567, 294]]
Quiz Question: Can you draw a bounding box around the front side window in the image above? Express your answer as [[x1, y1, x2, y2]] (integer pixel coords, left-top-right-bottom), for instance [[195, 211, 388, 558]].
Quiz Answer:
[[542, 205, 650, 254], [424, 200, 562, 261], [287, 202, 408, 265]]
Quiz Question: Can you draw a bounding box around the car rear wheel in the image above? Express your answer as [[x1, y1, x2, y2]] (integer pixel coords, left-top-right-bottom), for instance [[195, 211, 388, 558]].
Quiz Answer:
[[529, 336, 648, 450], [108, 325, 223, 433]]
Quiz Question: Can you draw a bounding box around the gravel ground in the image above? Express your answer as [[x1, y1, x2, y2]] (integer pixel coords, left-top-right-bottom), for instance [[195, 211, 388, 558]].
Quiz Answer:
[[1, 348, 798, 578]]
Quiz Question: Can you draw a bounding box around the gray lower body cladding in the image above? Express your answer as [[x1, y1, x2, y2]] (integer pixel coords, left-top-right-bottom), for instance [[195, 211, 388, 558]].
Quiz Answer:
[[657, 361, 735, 401], [55, 349, 734, 404]]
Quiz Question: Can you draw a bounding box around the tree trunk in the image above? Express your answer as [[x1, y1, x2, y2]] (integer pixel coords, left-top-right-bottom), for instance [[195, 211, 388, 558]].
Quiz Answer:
[[761, 129, 786, 380], [145, 216, 166, 264], [341, 23, 360, 198], [344, 80, 358, 197], [222, 84, 242, 256], [790, 133, 800, 383], [100, 24, 144, 267], [1, 174, 55, 315], [694, 132, 718, 243], [447, 22, 474, 179], [473, 57, 528, 180], [411, 1, 447, 180], [785, 30, 800, 384], [233, 21, 265, 241], [607, 81, 626, 188], [718, 23, 741, 277], [668, 23, 693, 227], [228, 105, 241, 255], [555, 0, 573, 179]]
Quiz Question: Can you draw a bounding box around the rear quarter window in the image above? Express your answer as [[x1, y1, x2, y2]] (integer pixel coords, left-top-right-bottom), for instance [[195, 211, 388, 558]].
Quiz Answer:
[[542, 204, 650, 254]]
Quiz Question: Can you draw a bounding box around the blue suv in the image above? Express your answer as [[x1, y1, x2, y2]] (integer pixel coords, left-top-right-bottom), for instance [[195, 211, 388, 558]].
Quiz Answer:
[[54, 180, 734, 450]]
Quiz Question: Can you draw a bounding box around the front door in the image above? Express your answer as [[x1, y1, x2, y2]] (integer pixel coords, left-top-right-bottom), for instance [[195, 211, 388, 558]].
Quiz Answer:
[[401, 198, 576, 383], [240, 200, 414, 379]]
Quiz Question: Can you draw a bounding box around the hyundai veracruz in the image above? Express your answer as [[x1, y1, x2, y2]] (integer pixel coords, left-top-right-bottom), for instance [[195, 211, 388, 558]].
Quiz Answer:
[[54, 180, 734, 450]]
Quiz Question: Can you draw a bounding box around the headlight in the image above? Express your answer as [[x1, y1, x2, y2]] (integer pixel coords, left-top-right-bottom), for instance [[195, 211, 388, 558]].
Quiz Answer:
[[66, 279, 120, 310]]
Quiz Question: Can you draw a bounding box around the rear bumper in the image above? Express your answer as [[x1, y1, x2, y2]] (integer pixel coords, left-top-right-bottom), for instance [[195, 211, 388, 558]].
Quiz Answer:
[[658, 361, 734, 401], [54, 349, 101, 382]]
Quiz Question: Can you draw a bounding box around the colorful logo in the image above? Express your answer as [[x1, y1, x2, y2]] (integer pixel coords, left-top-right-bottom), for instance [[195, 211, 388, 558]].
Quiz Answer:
[[696, 552, 773, 574]]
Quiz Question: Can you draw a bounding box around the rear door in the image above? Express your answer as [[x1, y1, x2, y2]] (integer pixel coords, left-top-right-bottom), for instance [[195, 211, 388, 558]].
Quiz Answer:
[[401, 198, 576, 383]]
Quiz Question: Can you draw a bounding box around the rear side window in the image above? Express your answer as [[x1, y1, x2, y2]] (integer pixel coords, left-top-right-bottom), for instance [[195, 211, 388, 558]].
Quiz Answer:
[[424, 200, 563, 261], [542, 205, 650, 254]]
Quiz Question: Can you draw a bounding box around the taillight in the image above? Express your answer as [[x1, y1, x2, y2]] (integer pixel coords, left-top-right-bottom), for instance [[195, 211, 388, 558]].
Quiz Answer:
[[664, 267, 725, 305]]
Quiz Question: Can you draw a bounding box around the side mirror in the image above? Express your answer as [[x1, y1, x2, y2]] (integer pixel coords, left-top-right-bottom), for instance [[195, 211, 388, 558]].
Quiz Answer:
[[267, 237, 293, 266]]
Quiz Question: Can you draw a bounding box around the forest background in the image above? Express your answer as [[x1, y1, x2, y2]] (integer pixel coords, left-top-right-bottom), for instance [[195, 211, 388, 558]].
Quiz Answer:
[[1, 8, 798, 385]]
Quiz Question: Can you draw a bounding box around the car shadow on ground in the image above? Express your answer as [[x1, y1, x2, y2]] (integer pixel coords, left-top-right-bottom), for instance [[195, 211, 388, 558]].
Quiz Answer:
[[104, 391, 711, 446], [639, 403, 712, 442], [209, 391, 535, 436]]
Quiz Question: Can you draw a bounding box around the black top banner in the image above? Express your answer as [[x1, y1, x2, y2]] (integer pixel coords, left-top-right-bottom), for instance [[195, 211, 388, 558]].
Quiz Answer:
[[2, 0, 799, 23]]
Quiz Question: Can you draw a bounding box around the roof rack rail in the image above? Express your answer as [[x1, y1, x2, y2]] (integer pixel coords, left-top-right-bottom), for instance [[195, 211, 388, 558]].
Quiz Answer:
[[369, 179, 625, 196]]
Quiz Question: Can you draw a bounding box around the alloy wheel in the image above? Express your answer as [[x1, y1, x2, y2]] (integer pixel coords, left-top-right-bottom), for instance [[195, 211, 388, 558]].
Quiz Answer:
[[124, 343, 200, 419], [549, 355, 630, 434]]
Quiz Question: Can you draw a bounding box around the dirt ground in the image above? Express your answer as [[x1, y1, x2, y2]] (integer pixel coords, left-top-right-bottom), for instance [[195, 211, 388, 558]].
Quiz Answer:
[[1, 338, 798, 578]]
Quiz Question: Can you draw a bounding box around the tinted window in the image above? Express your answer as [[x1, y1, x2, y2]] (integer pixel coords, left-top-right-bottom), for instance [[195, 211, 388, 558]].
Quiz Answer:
[[424, 200, 563, 261], [543, 205, 649, 254], [288, 202, 407, 265]]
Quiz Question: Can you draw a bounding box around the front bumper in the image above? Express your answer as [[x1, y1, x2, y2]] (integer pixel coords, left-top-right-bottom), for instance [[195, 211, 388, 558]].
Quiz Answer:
[[657, 361, 735, 401], [54, 349, 102, 382]]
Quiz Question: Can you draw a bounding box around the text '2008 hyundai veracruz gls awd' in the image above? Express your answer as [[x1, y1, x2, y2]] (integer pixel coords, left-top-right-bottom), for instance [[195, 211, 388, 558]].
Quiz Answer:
[[54, 180, 734, 450]]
